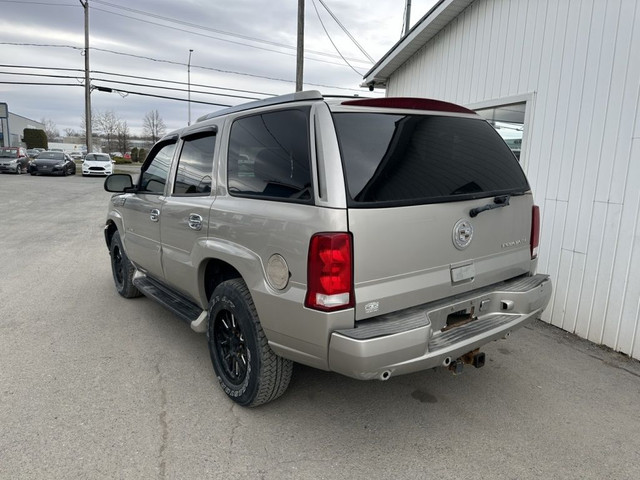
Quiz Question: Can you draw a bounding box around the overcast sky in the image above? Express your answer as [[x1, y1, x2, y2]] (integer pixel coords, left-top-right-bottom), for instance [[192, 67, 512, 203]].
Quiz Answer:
[[1, 0, 439, 137]]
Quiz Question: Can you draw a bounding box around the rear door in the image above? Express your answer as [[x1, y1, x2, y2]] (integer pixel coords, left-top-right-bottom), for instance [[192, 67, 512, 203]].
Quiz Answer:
[[332, 111, 534, 320]]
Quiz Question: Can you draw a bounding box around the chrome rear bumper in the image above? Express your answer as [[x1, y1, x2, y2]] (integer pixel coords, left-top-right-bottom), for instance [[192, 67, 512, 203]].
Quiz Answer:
[[328, 274, 551, 380]]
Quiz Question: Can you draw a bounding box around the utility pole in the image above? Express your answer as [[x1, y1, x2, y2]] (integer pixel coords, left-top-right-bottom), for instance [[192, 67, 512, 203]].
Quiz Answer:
[[295, 0, 304, 92], [188, 49, 193, 125], [404, 0, 412, 36], [80, 0, 92, 153]]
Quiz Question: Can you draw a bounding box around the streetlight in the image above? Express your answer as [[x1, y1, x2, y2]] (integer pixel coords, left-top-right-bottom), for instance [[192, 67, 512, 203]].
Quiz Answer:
[[188, 49, 193, 126]]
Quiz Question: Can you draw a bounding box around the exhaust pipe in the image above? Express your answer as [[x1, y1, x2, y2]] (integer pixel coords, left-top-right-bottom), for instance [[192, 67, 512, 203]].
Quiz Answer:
[[379, 370, 391, 381]]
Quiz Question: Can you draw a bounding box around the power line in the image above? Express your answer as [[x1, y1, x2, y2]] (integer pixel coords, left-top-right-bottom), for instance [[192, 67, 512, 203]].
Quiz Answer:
[[0, 0, 77, 5], [310, 0, 363, 76], [92, 70, 276, 97], [91, 84, 232, 107], [317, 0, 375, 63], [0, 81, 81, 87], [0, 42, 370, 92], [0, 63, 277, 97], [0, 70, 263, 101], [0, 80, 233, 107], [91, 0, 371, 65], [90, 6, 369, 70]]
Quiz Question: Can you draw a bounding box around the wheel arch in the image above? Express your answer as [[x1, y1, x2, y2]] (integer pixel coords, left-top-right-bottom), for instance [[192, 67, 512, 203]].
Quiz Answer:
[[104, 219, 118, 250], [201, 258, 243, 303]]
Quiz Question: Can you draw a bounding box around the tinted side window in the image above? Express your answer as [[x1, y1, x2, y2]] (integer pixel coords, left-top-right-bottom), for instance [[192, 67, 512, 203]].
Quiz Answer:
[[173, 134, 215, 195], [333, 113, 529, 206], [140, 142, 176, 193], [227, 108, 312, 202]]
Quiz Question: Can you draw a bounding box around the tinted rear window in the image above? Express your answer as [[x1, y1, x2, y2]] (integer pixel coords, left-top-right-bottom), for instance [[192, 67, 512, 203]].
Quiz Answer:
[[332, 113, 529, 206]]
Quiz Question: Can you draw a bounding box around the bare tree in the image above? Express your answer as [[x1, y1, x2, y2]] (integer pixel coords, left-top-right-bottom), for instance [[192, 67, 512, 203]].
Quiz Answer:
[[142, 110, 166, 144], [64, 128, 78, 138], [41, 118, 60, 141], [96, 110, 120, 153], [116, 120, 130, 154]]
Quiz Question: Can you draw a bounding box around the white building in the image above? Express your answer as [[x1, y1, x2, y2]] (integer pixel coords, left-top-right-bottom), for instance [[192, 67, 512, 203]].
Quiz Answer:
[[0, 103, 44, 147], [364, 0, 640, 360]]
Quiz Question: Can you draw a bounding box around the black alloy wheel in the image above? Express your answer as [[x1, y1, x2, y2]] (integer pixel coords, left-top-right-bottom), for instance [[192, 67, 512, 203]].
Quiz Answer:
[[207, 279, 292, 407], [109, 231, 141, 298], [213, 310, 248, 385], [112, 244, 124, 287]]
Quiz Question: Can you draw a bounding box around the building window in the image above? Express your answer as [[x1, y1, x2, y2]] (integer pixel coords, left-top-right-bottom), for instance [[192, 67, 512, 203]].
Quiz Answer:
[[475, 102, 526, 161]]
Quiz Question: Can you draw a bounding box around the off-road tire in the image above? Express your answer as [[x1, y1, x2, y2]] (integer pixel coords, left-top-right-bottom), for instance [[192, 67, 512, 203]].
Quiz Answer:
[[207, 279, 293, 407], [109, 231, 141, 298]]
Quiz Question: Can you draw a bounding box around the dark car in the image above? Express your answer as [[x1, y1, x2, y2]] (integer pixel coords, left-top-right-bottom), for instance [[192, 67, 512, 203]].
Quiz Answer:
[[0, 146, 29, 174], [29, 151, 76, 176]]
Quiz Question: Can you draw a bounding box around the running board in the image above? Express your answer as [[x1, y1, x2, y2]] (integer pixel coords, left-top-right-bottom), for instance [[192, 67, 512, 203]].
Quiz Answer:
[[133, 274, 207, 331]]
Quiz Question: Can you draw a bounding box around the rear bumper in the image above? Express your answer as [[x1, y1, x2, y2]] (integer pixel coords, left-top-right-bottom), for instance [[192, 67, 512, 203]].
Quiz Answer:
[[328, 274, 551, 380]]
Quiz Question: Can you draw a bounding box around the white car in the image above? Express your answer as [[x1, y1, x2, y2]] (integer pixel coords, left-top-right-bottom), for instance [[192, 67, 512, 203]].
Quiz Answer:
[[82, 153, 114, 176]]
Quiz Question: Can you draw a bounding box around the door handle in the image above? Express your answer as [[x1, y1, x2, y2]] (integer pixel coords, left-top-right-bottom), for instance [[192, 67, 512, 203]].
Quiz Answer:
[[188, 213, 203, 231], [150, 209, 160, 222]]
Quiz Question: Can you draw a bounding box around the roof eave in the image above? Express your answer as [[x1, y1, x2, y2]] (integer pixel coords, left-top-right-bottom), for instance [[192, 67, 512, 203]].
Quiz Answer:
[[362, 0, 475, 89]]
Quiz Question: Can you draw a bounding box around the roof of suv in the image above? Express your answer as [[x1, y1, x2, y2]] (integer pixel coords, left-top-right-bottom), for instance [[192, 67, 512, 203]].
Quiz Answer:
[[195, 90, 478, 124]]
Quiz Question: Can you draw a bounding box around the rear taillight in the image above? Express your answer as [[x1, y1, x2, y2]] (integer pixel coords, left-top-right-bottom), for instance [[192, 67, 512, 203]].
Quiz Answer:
[[305, 233, 354, 311], [531, 205, 540, 259]]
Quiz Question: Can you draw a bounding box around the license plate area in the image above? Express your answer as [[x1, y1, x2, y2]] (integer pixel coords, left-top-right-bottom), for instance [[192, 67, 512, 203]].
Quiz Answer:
[[442, 306, 477, 332]]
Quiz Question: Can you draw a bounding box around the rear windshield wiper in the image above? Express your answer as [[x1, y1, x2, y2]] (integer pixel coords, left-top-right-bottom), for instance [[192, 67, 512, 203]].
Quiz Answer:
[[469, 194, 511, 218]]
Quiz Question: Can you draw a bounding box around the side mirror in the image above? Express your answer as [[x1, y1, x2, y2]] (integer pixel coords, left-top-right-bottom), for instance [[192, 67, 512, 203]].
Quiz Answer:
[[104, 173, 134, 193]]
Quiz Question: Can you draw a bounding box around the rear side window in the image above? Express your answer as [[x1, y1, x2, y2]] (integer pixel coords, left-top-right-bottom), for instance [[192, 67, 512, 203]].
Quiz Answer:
[[227, 108, 313, 202], [173, 134, 215, 195], [332, 113, 529, 206]]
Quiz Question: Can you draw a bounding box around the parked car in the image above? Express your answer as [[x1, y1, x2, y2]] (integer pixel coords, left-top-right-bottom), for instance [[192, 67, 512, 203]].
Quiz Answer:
[[103, 91, 552, 407], [123, 152, 131, 160], [69, 151, 84, 160], [82, 152, 113, 176], [29, 151, 76, 176], [26, 149, 40, 158], [110, 152, 123, 158], [0, 146, 29, 174]]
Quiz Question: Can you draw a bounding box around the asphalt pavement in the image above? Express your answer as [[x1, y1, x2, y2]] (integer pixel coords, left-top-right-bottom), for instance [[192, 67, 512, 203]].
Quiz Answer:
[[1, 172, 639, 480]]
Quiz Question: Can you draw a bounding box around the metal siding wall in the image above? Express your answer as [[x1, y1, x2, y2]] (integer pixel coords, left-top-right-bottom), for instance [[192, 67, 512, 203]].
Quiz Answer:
[[386, 0, 640, 359]]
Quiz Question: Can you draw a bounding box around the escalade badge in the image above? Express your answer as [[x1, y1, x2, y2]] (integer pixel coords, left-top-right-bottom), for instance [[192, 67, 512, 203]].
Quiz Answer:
[[453, 219, 473, 250]]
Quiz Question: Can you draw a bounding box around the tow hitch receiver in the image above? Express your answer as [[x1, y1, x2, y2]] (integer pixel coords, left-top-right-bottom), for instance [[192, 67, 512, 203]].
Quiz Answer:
[[448, 349, 486, 374]]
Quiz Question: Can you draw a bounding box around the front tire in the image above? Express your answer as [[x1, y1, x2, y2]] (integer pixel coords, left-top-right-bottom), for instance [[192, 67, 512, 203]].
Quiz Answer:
[[109, 231, 141, 298], [207, 279, 292, 407]]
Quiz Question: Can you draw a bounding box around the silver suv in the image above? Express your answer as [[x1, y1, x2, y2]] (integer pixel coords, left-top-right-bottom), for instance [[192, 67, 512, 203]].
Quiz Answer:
[[104, 91, 551, 406]]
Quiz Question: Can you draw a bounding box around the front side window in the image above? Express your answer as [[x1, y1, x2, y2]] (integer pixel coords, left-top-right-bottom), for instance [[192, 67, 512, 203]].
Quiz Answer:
[[227, 108, 312, 202], [333, 113, 529, 207], [140, 142, 176, 194], [173, 134, 216, 195]]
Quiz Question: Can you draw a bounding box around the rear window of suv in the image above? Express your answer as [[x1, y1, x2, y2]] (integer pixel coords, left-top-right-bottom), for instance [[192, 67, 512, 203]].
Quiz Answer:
[[332, 113, 529, 207]]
